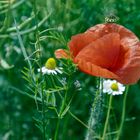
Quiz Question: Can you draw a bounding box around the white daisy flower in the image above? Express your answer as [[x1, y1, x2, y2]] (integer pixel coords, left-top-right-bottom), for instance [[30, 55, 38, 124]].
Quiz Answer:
[[102, 79, 125, 95], [38, 58, 63, 75]]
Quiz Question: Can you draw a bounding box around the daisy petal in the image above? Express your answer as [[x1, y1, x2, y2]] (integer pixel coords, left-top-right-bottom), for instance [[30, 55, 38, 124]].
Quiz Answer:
[[55, 68, 63, 74]]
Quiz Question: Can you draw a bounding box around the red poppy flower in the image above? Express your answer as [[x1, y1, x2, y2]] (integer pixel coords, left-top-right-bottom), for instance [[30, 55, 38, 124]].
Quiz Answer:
[[55, 23, 140, 85]]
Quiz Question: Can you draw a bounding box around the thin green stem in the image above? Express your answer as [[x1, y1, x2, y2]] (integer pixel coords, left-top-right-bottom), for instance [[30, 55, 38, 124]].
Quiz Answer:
[[13, 18, 32, 69], [57, 87, 90, 131], [0, 0, 25, 15], [116, 85, 129, 140], [53, 76, 70, 140], [57, 89, 91, 131], [49, 76, 61, 140], [33, 0, 46, 139], [101, 95, 113, 140], [54, 119, 61, 140], [41, 88, 46, 140], [54, 89, 68, 140], [69, 111, 92, 130]]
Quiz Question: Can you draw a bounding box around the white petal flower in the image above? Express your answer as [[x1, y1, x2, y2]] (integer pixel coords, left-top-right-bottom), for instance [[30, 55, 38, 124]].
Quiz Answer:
[[102, 79, 125, 95], [38, 66, 63, 75], [38, 58, 63, 75]]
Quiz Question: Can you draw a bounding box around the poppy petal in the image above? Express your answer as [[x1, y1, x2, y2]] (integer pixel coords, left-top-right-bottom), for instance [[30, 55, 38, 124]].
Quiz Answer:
[[74, 33, 123, 79], [66, 23, 140, 84], [88, 23, 139, 43], [89, 23, 139, 48], [75, 33, 121, 70], [76, 59, 119, 79], [116, 43, 140, 84], [69, 31, 99, 57], [55, 49, 70, 59]]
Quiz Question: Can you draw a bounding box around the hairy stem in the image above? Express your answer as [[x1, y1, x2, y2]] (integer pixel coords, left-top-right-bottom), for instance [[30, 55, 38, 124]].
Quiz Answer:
[[85, 78, 104, 140]]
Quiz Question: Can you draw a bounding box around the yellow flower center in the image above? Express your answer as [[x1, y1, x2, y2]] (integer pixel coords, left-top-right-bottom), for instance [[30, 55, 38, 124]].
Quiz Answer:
[[45, 58, 56, 70], [111, 83, 119, 91]]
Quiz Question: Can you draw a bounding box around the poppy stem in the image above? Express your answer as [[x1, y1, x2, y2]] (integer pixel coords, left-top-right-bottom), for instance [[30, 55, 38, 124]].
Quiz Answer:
[[116, 85, 129, 140], [101, 95, 113, 140]]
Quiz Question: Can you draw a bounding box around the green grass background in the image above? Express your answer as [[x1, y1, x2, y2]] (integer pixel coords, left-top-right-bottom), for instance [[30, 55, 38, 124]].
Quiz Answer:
[[0, 0, 140, 140]]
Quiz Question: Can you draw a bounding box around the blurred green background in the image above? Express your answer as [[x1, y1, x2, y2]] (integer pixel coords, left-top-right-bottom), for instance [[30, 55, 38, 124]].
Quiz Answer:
[[0, 0, 140, 140]]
